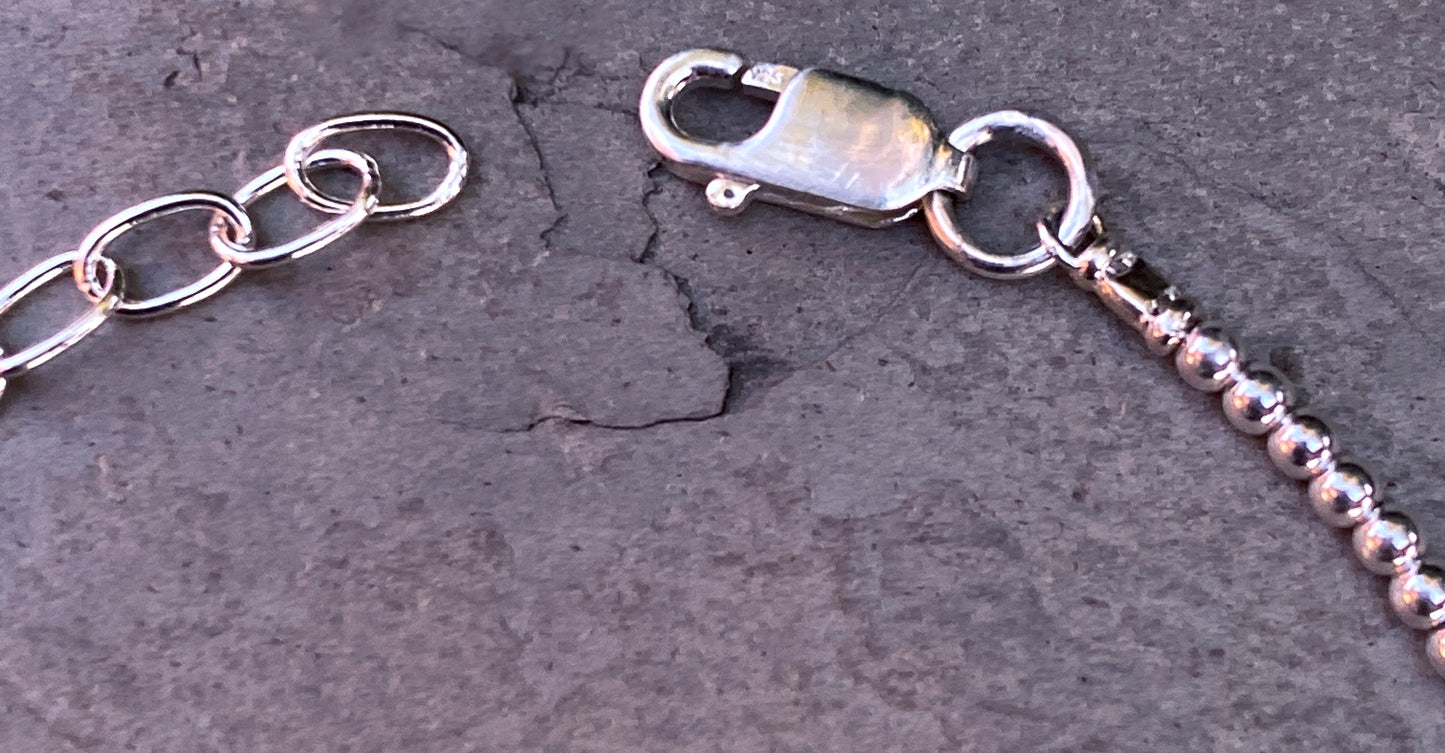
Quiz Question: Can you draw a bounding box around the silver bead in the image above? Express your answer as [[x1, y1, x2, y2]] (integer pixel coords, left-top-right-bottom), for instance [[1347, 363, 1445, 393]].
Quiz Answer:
[[1427, 629, 1445, 679], [1266, 413, 1336, 480], [1174, 325, 1242, 392], [1389, 564, 1445, 630], [1306, 461, 1380, 528], [1221, 366, 1292, 435], [1352, 510, 1424, 575], [1142, 293, 1200, 356]]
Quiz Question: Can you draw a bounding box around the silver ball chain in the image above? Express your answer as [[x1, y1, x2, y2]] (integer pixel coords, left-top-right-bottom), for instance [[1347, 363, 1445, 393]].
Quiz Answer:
[[1042, 213, 1445, 676], [642, 47, 1445, 682]]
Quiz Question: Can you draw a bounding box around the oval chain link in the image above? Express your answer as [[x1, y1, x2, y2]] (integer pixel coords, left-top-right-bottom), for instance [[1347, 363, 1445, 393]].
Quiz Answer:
[[74, 190, 253, 317], [0, 112, 468, 394], [0, 250, 123, 378], [209, 148, 382, 268], [283, 112, 469, 222]]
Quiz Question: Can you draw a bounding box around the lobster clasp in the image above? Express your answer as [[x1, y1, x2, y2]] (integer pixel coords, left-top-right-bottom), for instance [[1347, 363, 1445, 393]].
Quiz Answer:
[[640, 49, 972, 229]]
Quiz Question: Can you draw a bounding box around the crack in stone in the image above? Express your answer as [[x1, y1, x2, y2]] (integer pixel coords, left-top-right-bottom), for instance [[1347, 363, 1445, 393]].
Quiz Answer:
[[509, 81, 567, 252], [513, 47, 575, 105], [637, 164, 791, 415], [509, 87, 743, 428], [500, 411, 729, 434], [401, 26, 740, 431]]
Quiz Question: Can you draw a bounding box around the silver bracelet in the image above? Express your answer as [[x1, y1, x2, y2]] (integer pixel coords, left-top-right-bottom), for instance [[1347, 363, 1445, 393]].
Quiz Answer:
[[2, 46, 1439, 736], [641, 48, 1445, 681]]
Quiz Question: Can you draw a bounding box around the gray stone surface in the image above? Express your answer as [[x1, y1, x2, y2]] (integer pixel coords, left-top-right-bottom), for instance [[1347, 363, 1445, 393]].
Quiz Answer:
[[2, 1, 1445, 750]]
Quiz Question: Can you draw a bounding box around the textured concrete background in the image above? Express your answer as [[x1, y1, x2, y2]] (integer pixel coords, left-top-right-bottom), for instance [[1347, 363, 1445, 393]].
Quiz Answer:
[[2, 1, 1444, 751]]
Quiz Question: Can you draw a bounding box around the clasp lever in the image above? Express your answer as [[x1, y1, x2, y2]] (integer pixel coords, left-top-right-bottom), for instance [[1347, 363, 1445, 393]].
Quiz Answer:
[[640, 49, 972, 229]]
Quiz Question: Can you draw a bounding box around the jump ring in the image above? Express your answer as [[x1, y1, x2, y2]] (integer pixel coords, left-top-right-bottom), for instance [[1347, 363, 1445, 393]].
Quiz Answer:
[[283, 112, 468, 222], [209, 148, 381, 269], [73, 191, 254, 318], [922, 110, 1097, 280], [0, 250, 124, 378], [1035, 211, 1108, 272]]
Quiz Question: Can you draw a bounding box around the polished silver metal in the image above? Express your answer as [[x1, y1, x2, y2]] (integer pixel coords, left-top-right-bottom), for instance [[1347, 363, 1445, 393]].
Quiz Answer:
[[211, 148, 382, 268], [1428, 629, 1445, 679], [1042, 214, 1110, 282], [924, 111, 1096, 279], [1142, 296, 1201, 356], [640, 49, 971, 230], [0, 250, 123, 377], [1353, 510, 1424, 575], [1038, 206, 1445, 676], [640, 50, 1096, 279], [0, 111, 466, 416], [1034, 215, 1202, 354], [1222, 366, 1293, 436], [1037, 218, 1202, 355], [644, 50, 1445, 683], [1174, 325, 1243, 392], [283, 112, 468, 222], [1389, 564, 1445, 630], [1266, 413, 1336, 480], [74, 191, 252, 318], [1057, 190, 1445, 670], [1307, 462, 1380, 528]]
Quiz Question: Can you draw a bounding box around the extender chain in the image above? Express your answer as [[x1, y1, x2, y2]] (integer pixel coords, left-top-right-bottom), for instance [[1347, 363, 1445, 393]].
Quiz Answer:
[[0, 112, 468, 401]]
